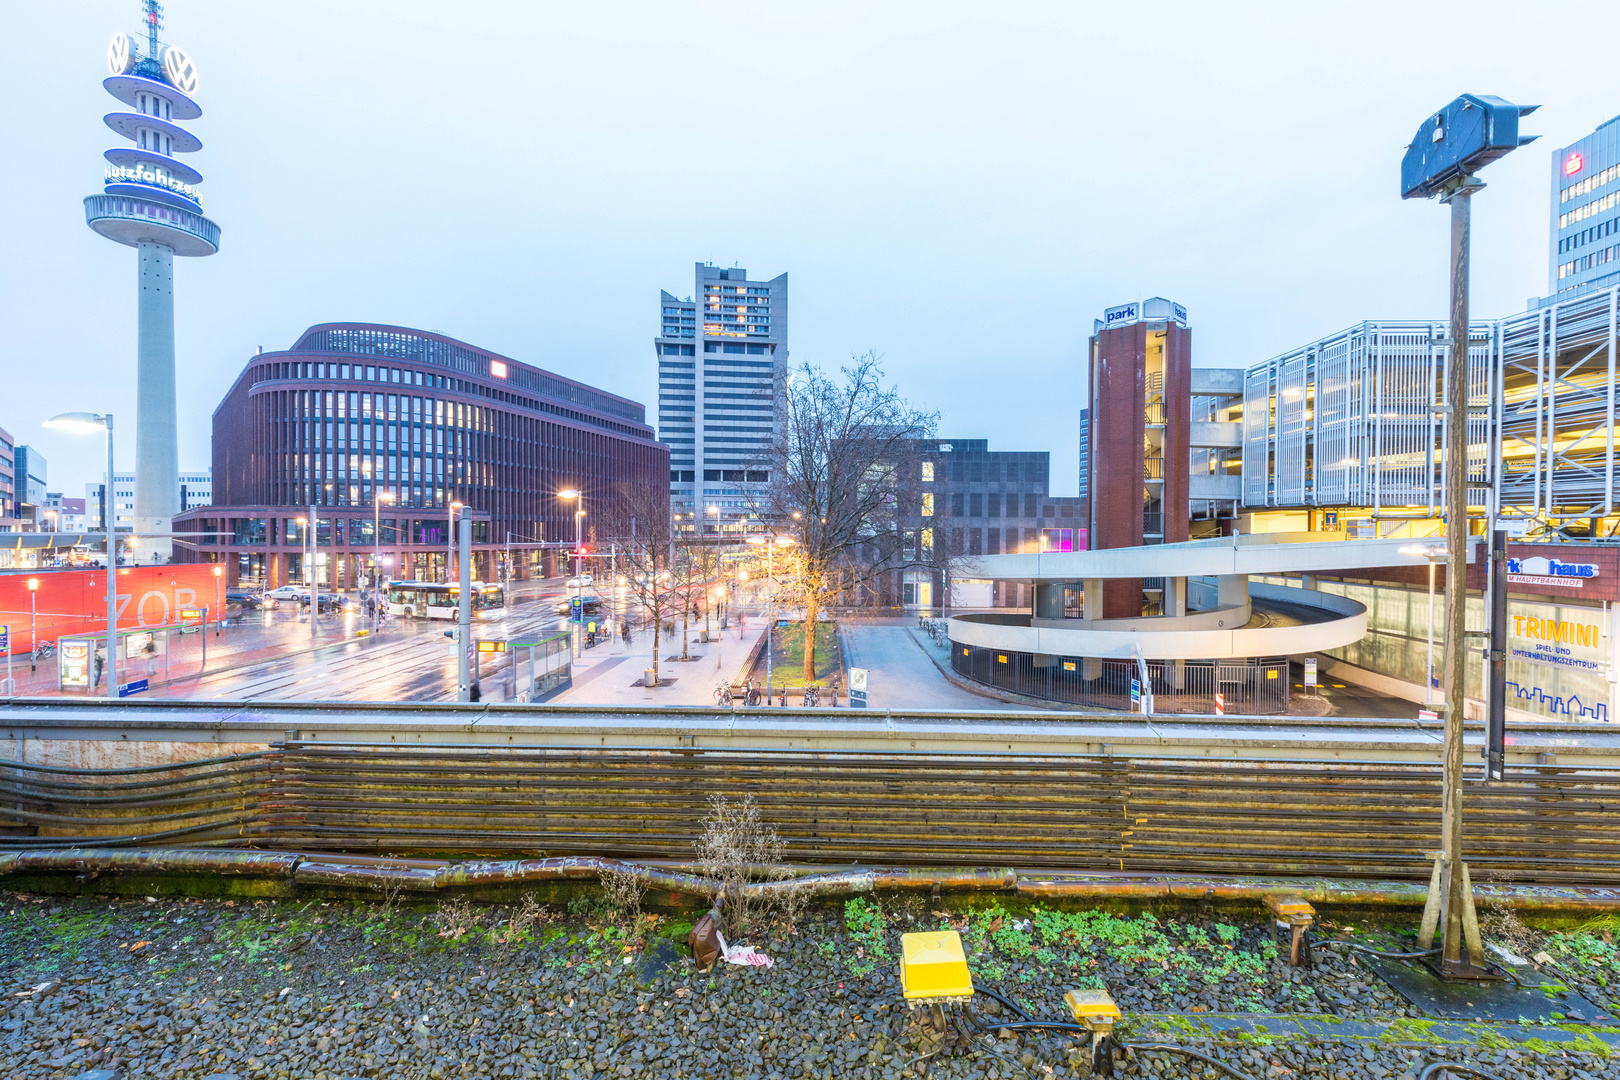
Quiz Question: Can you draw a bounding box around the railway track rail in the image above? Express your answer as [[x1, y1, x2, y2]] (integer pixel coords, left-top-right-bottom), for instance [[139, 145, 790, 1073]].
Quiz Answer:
[[3, 741, 1619, 884]]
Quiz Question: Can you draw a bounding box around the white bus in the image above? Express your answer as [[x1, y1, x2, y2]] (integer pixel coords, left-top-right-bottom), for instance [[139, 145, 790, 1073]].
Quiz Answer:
[[384, 581, 507, 620]]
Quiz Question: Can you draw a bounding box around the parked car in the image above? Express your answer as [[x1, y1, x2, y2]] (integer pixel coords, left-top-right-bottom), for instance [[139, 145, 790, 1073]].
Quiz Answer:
[[565, 574, 595, 588], [264, 585, 309, 602]]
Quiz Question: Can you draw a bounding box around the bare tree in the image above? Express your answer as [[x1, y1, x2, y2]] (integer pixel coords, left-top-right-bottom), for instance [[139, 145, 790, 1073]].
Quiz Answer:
[[596, 479, 683, 685], [756, 353, 938, 683]]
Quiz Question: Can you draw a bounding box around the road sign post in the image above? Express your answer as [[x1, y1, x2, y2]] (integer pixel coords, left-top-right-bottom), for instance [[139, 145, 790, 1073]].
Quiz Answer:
[[1304, 657, 1317, 694], [1130, 678, 1141, 710], [1, 625, 12, 697]]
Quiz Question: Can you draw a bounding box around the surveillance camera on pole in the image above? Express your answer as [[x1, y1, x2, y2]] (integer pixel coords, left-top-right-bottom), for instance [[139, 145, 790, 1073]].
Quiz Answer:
[[1400, 93, 1536, 981]]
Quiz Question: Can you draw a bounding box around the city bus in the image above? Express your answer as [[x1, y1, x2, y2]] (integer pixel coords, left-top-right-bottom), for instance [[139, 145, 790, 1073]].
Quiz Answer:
[[384, 581, 507, 620]]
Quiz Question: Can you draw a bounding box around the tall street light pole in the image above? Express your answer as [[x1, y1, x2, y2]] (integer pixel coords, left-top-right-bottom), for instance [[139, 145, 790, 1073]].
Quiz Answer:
[[309, 502, 319, 648], [46, 412, 117, 699], [375, 490, 393, 631], [558, 490, 583, 657], [1400, 544, 1447, 707], [27, 578, 38, 673], [448, 501, 464, 585]]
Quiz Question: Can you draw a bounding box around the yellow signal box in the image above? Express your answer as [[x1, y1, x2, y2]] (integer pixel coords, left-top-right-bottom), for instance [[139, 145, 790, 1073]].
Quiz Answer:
[[899, 931, 974, 1003]]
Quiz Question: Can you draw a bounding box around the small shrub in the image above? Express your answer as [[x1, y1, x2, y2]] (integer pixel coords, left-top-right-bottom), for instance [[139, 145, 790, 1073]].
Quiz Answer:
[[431, 899, 478, 942], [598, 865, 645, 928], [695, 793, 783, 935]]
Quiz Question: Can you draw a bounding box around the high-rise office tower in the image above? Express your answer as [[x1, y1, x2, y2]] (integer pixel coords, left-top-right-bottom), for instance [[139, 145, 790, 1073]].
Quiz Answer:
[[655, 263, 788, 533], [85, 2, 220, 562], [1550, 115, 1620, 296]]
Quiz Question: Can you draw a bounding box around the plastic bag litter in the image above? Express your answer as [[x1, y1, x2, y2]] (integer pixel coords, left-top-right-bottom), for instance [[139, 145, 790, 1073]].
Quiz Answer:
[[716, 932, 774, 969]]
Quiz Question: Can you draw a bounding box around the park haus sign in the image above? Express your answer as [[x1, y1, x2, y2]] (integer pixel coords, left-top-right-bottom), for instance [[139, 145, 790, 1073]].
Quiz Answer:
[[1507, 555, 1600, 589]]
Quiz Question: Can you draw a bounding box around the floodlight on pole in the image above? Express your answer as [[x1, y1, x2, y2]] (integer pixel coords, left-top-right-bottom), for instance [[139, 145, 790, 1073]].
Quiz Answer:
[[1400, 92, 1536, 980], [45, 411, 116, 699]]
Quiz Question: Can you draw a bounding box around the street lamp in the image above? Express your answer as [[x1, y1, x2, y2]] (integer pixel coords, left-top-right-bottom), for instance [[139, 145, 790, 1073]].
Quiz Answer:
[[45, 412, 116, 699], [211, 565, 222, 637], [448, 501, 464, 585], [26, 578, 38, 672], [375, 490, 394, 594], [1400, 543, 1449, 708], [558, 490, 584, 655]]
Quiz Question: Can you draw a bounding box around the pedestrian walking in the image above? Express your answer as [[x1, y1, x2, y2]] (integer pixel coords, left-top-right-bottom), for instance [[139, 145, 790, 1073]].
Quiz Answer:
[[92, 645, 105, 689]]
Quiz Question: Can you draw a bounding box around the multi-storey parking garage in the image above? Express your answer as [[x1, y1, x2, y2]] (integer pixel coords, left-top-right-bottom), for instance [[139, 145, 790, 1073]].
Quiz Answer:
[[1240, 283, 1620, 535]]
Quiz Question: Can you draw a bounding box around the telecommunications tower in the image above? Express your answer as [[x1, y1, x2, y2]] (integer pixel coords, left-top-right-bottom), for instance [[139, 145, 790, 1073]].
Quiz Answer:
[[85, 1, 220, 562]]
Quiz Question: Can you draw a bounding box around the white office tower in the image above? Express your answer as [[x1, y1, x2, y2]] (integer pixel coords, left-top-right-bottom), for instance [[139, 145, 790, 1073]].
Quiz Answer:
[[655, 263, 787, 533], [84, 2, 220, 562]]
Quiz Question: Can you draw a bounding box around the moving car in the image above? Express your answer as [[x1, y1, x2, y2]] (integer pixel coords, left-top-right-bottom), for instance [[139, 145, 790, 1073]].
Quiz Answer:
[[554, 594, 604, 617], [264, 585, 310, 602]]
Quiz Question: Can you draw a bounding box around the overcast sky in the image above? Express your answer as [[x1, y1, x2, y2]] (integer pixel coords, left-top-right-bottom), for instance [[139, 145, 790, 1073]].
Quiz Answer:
[[7, 0, 1616, 499]]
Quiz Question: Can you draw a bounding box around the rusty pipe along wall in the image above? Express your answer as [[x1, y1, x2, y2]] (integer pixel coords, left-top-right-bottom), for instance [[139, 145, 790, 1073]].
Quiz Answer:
[[4, 848, 1620, 915]]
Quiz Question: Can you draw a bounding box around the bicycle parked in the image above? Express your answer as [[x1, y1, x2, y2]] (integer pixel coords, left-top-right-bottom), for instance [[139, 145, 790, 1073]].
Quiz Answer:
[[803, 683, 820, 707], [740, 678, 762, 707], [714, 683, 734, 706], [32, 641, 55, 662]]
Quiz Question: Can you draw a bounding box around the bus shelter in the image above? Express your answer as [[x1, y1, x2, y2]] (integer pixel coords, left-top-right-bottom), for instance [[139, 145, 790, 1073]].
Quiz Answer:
[[511, 632, 572, 703], [57, 615, 208, 694]]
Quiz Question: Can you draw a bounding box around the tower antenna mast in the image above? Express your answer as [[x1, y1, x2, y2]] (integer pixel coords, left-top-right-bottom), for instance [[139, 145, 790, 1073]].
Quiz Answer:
[[144, 0, 163, 61]]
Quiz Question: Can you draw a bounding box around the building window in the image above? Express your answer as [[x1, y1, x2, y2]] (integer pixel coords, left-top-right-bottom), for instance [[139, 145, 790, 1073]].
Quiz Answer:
[[921, 493, 934, 517], [921, 461, 934, 482]]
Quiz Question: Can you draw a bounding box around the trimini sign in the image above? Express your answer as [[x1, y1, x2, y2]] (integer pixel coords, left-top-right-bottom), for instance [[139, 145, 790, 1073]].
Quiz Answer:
[[1513, 614, 1601, 652], [1507, 555, 1599, 589]]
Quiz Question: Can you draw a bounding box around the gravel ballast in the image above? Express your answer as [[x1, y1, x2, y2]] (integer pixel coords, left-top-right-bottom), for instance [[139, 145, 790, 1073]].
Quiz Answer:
[[2, 889, 1617, 1079]]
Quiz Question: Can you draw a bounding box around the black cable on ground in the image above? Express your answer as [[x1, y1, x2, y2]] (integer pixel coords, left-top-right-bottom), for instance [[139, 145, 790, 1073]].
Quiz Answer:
[[1418, 1065, 1508, 1080], [1318, 940, 1442, 960], [1123, 1043, 1259, 1080], [973, 986, 1035, 1021], [977, 1019, 1092, 1035]]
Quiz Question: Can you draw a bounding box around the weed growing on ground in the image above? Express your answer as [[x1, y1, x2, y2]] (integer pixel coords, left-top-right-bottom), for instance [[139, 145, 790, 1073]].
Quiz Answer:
[[431, 899, 479, 943], [843, 898, 890, 976], [598, 864, 645, 928]]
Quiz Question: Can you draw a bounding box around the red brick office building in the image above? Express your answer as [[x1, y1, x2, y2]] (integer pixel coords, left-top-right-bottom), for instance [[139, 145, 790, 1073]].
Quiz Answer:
[[176, 323, 668, 590]]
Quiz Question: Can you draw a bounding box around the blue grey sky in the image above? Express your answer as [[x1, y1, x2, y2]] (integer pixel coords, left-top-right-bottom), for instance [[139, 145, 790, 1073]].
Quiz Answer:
[[6, 0, 1613, 498]]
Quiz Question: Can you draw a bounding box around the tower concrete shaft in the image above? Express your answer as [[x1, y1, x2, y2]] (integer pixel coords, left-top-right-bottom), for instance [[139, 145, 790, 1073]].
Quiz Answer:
[[135, 242, 178, 561], [87, 4, 219, 563]]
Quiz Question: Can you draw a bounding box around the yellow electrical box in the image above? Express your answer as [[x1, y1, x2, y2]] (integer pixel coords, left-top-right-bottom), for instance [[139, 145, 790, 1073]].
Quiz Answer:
[[899, 931, 974, 1000], [1064, 988, 1121, 1028]]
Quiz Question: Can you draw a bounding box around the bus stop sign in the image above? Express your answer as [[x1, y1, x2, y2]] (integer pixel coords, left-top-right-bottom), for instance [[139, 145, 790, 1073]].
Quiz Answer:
[[1400, 94, 1537, 199], [570, 597, 583, 623]]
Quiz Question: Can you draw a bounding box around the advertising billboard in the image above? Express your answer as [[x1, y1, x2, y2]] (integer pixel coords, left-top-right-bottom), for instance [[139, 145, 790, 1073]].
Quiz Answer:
[[0, 564, 220, 656]]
